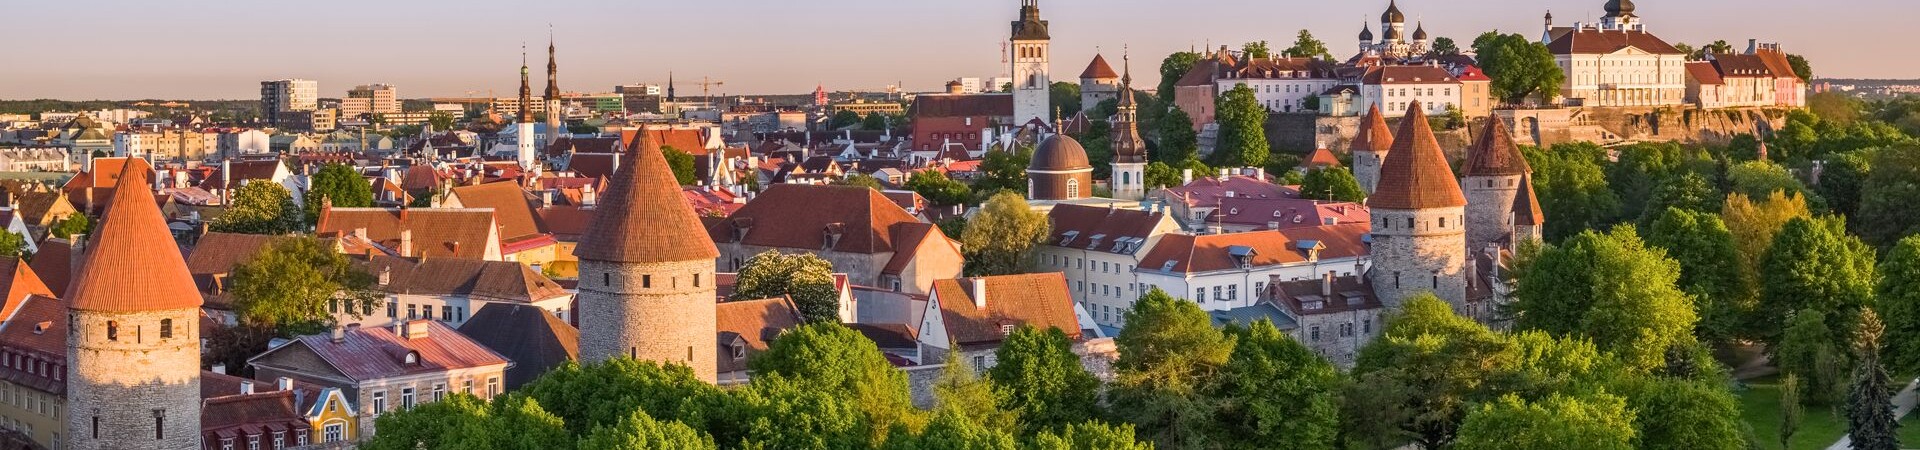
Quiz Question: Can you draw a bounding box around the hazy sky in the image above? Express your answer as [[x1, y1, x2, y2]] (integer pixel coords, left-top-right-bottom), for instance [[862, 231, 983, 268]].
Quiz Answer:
[[4, 0, 1910, 100]]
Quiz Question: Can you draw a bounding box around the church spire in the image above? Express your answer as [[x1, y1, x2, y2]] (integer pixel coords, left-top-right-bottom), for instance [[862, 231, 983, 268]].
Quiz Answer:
[[518, 46, 533, 123], [667, 71, 677, 102], [545, 29, 560, 99]]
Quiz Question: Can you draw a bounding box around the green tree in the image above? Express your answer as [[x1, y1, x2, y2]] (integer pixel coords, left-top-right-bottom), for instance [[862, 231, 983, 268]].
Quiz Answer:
[[1050, 82, 1083, 117], [1472, 32, 1566, 103], [1788, 54, 1814, 80], [1143, 162, 1183, 189], [1727, 161, 1815, 204], [1846, 310, 1900, 450], [428, 112, 457, 131], [1881, 236, 1920, 374], [514, 359, 721, 435], [1525, 143, 1620, 241], [1340, 370, 1419, 450], [1283, 30, 1333, 60], [1615, 378, 1746, 450], [1510, 226, 1697, 370], [360, 394, 495, 450], [749, 322, 915, 441], [830, 110, 861, 129], [931, 356, 1018, 431], [1857, 145, 1920, 247], [1781, 374, 1804, 450], [882, 409, 1017, 450], [1208, 320, 1339, 450], [730, 250, 840, 323], [1760, 217, 1877, 348], [1156, 52, 1203, 103], [862, 111, 889, 131], [834, 174, 885, 191], [210, 181, 303, 234], [305, 163, 374, 225], [1154, 108, 1199, 163], [1777, 310, 1848, 406], [725, 373, 873, 449], [1815, 149, 1872, 220], [229, 236, 377, 336], [1110, 288, 1234, 449], [1722, 191, 1812, 293], [491, 395, 575, 449], [960, 192, 1049, 276], [1354, 294, 1512, 449], [1640, 172, 1722, 229], [1031, 421, 1155, 450], [49, 214, 89, 239], [1430, 37, 1461, 56], [905, 170, 971, 206], [1454, 393, 1636, 450], [975, 145, 1033, 196], [987, 326, 1099, 435], [0, 232, 26, 261], [1241, 40, 1272, 59], [1645, 209, 1752, 345], [578, 409, 716, 450], [1212, 84, 1269, 168], [659, 145, 697, 185], [1298, 167, 1365, 202]]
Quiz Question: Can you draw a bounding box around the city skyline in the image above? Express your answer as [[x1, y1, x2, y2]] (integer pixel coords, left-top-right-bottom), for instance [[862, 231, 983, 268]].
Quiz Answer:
[[3, 0, 1910, 100]]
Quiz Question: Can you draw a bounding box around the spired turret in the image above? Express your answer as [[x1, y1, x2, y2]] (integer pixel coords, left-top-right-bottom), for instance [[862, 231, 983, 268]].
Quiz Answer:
[[1367, 101, 1469, 311], [573, 130, 721, 382], [66, 162, 203, 450], [1461, 117, 1532, 255]]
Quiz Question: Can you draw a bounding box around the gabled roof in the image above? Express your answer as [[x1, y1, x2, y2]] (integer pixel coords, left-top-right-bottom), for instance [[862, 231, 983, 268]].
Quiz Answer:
[[200, 159, 285, 191], [68, 167, 202, 312], [574, 129, 719, 263], [316, 207, 499, 260], [1462, 117, 1530, 177], [1080, 54, 1119, 80], [932, 273, 1080, 347], [459, 304, 578, 389], [621, 128, 708, 153], [0, 295, 66, 394], [1685, 61, 1725, 85], [28, 239, 72, 298], [186, 232, 281, 277], [1711, 53, 1775, 78], [1269, 275, 1382, 317], [1045, 204, 1166, 255], [709, 184, 926, 255], [1136, 223, 1372, 273], [365, 255, 569, 303], [0, 261, 51, 323], [1514, 173, 1545, 226], [565, 153, 618, 179], [715, 298, 803, 375], [1546, 28, 1683, 55], [268, 320, 509, 382], [1370, 101, 1465, 210], [447, 181, 548, 242], [1754, 48, 1801, 81], [908, 94, 1014, 118], [1361, 65, 1459, 85], [1301, 147, 1342, 169]]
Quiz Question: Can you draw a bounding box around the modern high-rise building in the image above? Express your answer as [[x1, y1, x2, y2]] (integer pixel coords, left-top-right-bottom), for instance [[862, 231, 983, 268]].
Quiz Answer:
[[341, 84, 400, 120], [260, 79, 318, 126]]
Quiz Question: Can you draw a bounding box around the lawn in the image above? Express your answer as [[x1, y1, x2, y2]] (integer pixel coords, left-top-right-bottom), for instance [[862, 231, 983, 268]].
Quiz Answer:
[[1738, 374, 1848, 450]]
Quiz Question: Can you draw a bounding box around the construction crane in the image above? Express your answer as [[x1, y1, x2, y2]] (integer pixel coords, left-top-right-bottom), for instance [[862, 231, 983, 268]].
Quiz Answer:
[[695, 76, 725, 105]]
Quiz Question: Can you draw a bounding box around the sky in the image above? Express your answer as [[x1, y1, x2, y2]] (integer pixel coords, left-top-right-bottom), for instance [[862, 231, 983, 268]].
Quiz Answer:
[[3, 0, 1912, 100]]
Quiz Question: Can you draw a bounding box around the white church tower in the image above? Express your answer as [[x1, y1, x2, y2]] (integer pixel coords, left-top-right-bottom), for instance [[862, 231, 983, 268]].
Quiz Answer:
[[1010, 0, 1051, 127], [515, 55, 538, 172]]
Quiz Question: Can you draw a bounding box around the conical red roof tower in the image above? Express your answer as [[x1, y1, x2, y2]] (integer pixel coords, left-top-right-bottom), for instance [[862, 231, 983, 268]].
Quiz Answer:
[[1351, 104, 1395, 155], [1371, 101, 1466, 210], [68, 159, 201, 312], [573, 129, 719, 263], [1462, 116, 1530, 177]]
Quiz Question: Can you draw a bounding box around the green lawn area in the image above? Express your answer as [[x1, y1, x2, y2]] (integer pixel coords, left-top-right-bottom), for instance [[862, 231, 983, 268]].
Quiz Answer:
[[1899, 412, 1920, 447], [1738, 374, 1847, 450]]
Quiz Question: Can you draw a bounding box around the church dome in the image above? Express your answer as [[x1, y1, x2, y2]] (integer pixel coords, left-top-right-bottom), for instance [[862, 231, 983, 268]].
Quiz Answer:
[[1605, 0, 1635, 16], [1359, 24, 1374, 41], [1030, 134, 1092, 172], [1412, 23, 1428, 40], [1382, 0, 1405, 24]]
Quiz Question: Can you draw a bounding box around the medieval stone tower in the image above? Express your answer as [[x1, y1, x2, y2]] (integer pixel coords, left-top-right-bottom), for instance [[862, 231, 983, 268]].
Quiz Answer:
[[516, 56, 539, 172], [1109, 53, 1148, 201], [545, 36, 564, 148], [574, 130, 720, 383], [67, 163, 202, 450], [1010, 0, 1051, 126], [1350, 104, 1395, 195], [1078, 54, 1119, 110], [1368, 100, 1469, 310], [1461, 116, 1532, 255]]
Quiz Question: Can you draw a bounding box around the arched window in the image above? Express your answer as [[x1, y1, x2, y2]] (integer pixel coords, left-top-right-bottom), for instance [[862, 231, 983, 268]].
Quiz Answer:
[[1121, 172, 1130, 185], [1066, 178, 1080, 198]]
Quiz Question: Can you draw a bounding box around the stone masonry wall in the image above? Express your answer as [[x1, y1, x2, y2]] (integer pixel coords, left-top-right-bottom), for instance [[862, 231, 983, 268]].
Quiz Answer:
[[577, 259, 718, 383], [67, 307, 202, 450], [1463, 174, 1524, 254], [1368, 206, 1469, 310]]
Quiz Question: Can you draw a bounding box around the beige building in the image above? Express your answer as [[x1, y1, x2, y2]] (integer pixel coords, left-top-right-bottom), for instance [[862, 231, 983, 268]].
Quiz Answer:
[[248, 320, 511, 438], [709, 184, 964, 296], [341, 84, 401, 120], [1545, 1, 1687, 107], [0, 268, 63, 449], [1035, 204, 1179, 328]]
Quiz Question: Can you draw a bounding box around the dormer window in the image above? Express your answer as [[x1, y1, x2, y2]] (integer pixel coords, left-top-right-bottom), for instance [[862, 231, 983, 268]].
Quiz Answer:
[[732, 344, 747, 360], [1000, 324, 1015, 336], [404, 351, 419, 365]]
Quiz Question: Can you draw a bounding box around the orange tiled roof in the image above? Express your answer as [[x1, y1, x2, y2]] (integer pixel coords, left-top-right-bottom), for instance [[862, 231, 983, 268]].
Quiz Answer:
[[1370, 101, 1465, 210], [574, 128, 719, 263], [1462, 117, 1530, 177], [68, 165, 203, 312], [933, 273, 1081, 346], [1351, 104, 1394, 154]]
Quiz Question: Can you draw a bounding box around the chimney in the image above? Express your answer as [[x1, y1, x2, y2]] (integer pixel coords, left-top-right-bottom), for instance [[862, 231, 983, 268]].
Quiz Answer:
[[210, 363, 226, 375], [540, 190, 553, 207], [1217, 168, 1229, 182], [353, 227, 367, 239], [239, 380, 254, 395], [969, 277, 988, 309], [330, 326, 345, 343], [582, 183, 597, 206], [1322, 271, 1335, 297], [69, 233, 87, 273], [1181, 168, 1193, 185], [399, 229, 414, 257], [277, 377, 293, 391], [1746, 39, 1759, 54], [404, 319, 430, 339]]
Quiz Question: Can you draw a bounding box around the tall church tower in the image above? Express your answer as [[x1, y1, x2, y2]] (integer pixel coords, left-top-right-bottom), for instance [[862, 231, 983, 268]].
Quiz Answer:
[[1368, 100, 1469, 311], [545, 36, 563, 148], [1109, 53, 1148, 201], [1010, 0, 1051, 126], [516, 54, 538, 172], [67, 163, 202, 450], [574, 131, 720, 383], [1350, 104, 1395, 195], [1461, 117, 1532, 255]]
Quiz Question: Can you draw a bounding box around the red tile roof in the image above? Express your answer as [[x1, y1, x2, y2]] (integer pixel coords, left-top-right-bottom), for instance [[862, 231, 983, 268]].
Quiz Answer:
[[1302, 147, 1342, 169], [574, 127, 720, 263], [932, 273, 1081, 347], [315, 207, 499, 260], [69, 166, 202, 312], [908, 94, 1014, 118], [709, 184, 925, 255], [186, 232, 281, 276], [1080, 54, 1119, 79], [1462, 117, 1530, 177], [0, 260, 52, 324], [566, 153, 618, 179], [621, 128, 707, 154], [1361, 65, 1459, 85], [536, 205, 594, 241], [1514, 173, 1545, 226], [1686, 61, 1724, 85], [365, 255, 569, 303], [1547, 28, 1683, 55], [1711, 53, 1776, 78], [1352, 104, 1395, 154], [1045, 204, 1166, 255], [283, 320, 509, 382], [0, 295, 67, 395], [448, 181, 548, 242], [1210, 199, 1370, 229], [1160, 175, 1300, 208], [1138, 223, 1372, 273], [1370, 101, 1465, 210], [27, 239, 72, 298], [715, 298, 803, 374], [1754, 48, 1801, 81]]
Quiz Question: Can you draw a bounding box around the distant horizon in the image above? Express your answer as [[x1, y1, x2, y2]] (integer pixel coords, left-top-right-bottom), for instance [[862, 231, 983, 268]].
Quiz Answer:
[[3, 0, 1912, 100]]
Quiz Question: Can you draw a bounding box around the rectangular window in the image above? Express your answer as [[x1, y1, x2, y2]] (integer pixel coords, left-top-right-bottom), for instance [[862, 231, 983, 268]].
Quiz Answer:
[[372, 391, 387, 415], [324, 424, 344, 442], [154, 409, 165, 439], [248, 435, 258, 450], [387, 301, 397, 318], [488, 377, 501, 398], [273, 431, 285, 450], [441, 306, 452, 321], [1195, 288, 1204, 300], [406, 304, 416, 319], [1310, 326, 1321, 342], [401, 388, 415, 410], [642, 275, 651, 288], [433, 384, 446, 402], [464, 379, 474, 394], [1212, 286, 1222, 301], [1228, 285, 1238, 300]]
